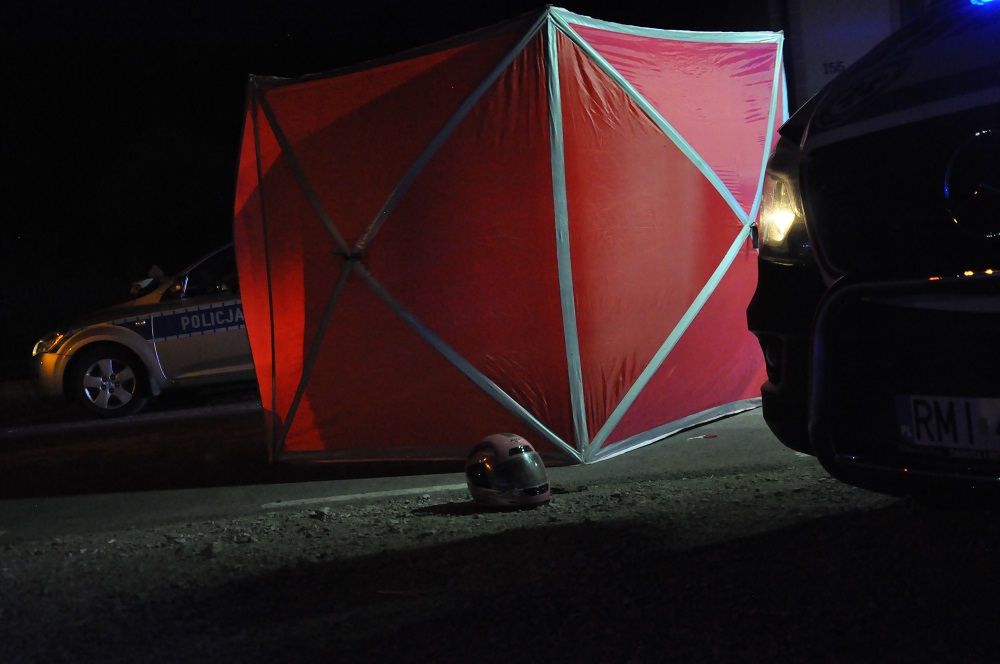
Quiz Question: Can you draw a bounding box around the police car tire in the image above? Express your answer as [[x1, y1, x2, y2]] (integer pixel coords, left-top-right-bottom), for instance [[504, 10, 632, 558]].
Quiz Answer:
[[69, 345, 149, 418]]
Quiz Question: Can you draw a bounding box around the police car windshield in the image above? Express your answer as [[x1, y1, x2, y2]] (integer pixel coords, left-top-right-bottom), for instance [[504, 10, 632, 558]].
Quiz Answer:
[[163, 248, 239, 301]]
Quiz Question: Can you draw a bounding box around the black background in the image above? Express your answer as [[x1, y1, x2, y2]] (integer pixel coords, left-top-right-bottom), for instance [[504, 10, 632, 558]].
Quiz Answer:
[[2, 0, 771, 380]]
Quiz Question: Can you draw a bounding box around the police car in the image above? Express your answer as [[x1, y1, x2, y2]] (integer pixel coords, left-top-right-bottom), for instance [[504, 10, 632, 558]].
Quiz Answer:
[[31, 244, 255, 417], [747, 0, 1000, 499]]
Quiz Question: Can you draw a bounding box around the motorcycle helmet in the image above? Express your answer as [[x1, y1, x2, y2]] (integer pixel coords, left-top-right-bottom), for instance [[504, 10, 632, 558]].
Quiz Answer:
[[465, 433, 551, 507]]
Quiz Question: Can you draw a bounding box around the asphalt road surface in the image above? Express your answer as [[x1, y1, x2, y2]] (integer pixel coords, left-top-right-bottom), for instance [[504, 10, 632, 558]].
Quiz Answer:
[[0, 380, 274, 498], [1, 380, 806, 540], [4, 381, 1000, 663], [1, 380, 474, 499]]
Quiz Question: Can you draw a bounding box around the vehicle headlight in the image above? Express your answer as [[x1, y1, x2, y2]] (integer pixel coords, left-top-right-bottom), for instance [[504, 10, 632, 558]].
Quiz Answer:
[[757, 137, 813, 264], [32, 331, 66, 357]]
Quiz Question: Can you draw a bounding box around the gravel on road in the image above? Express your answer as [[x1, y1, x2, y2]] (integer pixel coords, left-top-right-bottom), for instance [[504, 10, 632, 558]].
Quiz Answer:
[[8, 453, 998, 664]]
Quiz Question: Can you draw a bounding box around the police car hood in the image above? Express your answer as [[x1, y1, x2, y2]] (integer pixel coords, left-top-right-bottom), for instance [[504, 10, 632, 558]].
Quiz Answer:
[[783, 1, 1000, 278], [797, 1, 1000, 153], [62, 288, 172, 332]]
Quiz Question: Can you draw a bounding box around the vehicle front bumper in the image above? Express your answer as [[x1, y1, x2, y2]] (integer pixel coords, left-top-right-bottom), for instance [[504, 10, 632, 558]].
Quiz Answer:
[[31, 352, 70, 399], [746, 259, 827, 454], [810, 273, 1000, 496]]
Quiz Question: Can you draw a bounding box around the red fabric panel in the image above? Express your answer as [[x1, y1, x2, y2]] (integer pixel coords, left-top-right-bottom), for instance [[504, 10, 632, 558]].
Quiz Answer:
[[258, 30, 523, 246], [570, 24, 779, 216], [233, 108, 277, 446], [234, 40, 494, 218], [605, 240, 765, 446], [558, 34, 746, 443], [267, 187, 347, 446], [253, 146, 309, 431], [236, 108, 346, 439], [235, 28, 529, 455], [281, 278, 558, 456], [235, 109, 310, 449], [365, 33, 575, 447]]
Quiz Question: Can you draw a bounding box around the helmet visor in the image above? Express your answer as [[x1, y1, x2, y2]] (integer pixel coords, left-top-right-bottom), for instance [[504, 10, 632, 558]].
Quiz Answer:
[[495, 452, 548, 489]]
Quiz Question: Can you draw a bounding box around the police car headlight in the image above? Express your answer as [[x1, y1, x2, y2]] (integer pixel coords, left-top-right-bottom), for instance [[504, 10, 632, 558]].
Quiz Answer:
[[757, 137, 814, 265], [32, 331, 65, 357]]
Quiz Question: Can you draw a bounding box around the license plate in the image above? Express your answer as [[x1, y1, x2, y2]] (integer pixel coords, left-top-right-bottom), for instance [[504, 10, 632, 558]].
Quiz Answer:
[[897, 395, 1000, 457]]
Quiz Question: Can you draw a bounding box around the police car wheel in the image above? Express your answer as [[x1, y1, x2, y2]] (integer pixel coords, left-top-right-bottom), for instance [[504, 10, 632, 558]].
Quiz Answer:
[[69, 345, 149, 417]]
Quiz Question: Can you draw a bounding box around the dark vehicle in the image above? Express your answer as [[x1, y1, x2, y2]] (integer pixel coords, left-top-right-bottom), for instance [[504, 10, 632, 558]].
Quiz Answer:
[[31, 245, 255, 417], [747, 0, 1000, 499]]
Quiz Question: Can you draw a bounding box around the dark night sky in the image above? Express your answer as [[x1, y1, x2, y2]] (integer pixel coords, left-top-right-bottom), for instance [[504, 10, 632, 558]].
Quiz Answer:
[[2, 0, 771, 378]]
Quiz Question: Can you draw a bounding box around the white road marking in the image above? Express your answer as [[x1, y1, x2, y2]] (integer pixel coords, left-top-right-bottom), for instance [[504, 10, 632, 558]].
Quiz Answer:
[[261, 483, 468, 509]]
